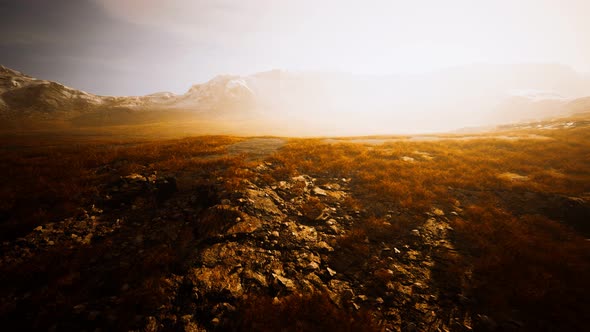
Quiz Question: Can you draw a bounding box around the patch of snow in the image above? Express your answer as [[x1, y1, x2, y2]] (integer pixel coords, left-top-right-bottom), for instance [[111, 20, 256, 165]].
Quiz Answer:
[[509, 89, 568, 101]]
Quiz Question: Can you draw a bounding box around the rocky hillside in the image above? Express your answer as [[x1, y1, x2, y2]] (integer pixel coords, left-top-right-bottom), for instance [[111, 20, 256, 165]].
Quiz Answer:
[[0, 65, 105, 118], [0, 65, 256, 127]]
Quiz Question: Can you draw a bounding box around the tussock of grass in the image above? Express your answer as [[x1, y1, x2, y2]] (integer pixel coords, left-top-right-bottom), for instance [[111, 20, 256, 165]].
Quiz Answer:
[[228, 292, 379, 332]]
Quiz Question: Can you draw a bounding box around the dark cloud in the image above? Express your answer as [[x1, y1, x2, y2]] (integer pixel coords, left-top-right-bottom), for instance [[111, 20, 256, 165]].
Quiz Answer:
[[0, 0, 200, 95]]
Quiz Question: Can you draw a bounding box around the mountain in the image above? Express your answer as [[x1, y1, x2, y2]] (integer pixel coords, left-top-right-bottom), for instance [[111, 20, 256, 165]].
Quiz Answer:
[[1, 64, 590, 134], [489, 90, 570, 123], [0, 65, 104, 117], [168, 75, 256, 113], [0, 65, 257, 129]]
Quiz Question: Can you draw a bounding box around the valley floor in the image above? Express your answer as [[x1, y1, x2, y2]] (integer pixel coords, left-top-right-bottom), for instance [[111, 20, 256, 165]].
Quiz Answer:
[[0, 122, 589, 331]]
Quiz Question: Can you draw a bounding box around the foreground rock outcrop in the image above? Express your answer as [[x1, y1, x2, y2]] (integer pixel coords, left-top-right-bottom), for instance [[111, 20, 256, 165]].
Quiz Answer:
[[1, 158, 478, 331]]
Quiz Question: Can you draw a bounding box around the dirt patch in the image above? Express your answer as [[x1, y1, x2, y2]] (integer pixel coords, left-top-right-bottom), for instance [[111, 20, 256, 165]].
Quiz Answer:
[[227, 138, 286, 159]]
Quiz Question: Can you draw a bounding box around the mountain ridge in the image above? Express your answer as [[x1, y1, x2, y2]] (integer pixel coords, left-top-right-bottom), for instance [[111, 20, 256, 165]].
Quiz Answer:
[[2, 64, 590, 134]]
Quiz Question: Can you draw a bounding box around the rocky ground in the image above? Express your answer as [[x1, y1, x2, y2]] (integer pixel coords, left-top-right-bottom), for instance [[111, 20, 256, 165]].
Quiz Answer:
[[1, 136, 588, 332], [0, 149, 476, 332]]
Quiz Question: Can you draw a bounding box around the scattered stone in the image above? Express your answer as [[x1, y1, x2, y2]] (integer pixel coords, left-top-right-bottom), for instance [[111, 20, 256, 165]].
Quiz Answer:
[[432, 208, 445, 216], [327, 267, 337, 277], [401, 156, 415, 162], [312, 187, 328, 196], [273, 273, 296, 291]]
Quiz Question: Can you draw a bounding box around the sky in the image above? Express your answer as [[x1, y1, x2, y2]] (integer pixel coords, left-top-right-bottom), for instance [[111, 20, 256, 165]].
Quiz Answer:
[[1, 0, 589, 96]]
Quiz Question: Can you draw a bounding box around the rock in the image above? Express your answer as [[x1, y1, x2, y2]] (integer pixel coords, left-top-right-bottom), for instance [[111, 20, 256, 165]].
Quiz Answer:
[[124, 173, 147, 182], [226, 215, 263, 235], [190, 266, 243, 298], [327, 267, 337, 277], [315, 241, 334, 252], [326, 190, 346, 200], [245, 188, 284, 216], [291, 225, 318, 243], [312, 187, 328, 196], [306, 261, 320, 270], [432, 208, 445, 216], [411, 229, 421, 237], [273, 273, 296, 291], [242, 269, 268, 288], [401, 156, 415, 162], [329, 225, 341, 234]]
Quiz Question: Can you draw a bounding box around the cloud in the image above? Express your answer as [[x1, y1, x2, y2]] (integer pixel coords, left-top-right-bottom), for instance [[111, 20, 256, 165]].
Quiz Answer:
[[93, 0, 282, 44]]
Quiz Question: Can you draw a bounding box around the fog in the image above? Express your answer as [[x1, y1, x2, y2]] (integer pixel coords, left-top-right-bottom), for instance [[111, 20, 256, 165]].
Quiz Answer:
[[229, 64, 590, 135]]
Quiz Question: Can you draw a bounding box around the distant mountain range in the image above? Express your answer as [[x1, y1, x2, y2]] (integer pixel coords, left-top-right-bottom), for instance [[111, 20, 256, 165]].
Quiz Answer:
[[1, 64, 590, 134]]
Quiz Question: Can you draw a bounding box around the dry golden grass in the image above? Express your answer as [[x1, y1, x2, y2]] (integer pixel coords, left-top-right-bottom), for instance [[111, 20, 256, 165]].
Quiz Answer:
[[452, 204, 590, 331], [1, 119, 589, 330], [263, 123, 590, 330], [229, 292, 379, 332], [0, 135, 246, 241], [0, 135, 253, 330]]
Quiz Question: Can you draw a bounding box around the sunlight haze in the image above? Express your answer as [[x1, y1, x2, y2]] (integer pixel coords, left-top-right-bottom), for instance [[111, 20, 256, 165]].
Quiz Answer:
[[0, 0, 589, 95], [1, 0, 590, 134]]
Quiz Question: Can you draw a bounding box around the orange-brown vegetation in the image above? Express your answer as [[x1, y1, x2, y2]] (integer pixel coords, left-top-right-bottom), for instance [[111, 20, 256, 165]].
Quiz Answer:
[[300, 196, 326, 221], [263, 125, 590, 330], [0, 135, 245, 240], [0, 135, 250, 330], [228, 292, 379, 332], [1, 120, 589, 330], [452, 205, 590, 331]]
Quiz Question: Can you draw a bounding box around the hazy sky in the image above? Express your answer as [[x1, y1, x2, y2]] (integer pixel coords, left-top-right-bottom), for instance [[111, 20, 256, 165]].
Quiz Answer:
[[1, 0, 589, 96]]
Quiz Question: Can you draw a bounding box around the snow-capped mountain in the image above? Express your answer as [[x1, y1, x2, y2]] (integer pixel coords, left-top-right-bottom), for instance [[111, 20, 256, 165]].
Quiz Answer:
[[0, 65, 105, 117], [0, 65, 256, 122], [2, 63, 590, 134], [171, 75, 255, 111]]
